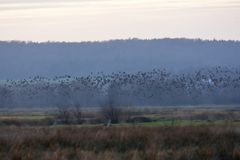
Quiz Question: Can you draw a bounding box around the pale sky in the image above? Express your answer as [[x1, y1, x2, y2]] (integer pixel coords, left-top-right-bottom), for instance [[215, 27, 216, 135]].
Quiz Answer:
[[0, 0, 240, 42]]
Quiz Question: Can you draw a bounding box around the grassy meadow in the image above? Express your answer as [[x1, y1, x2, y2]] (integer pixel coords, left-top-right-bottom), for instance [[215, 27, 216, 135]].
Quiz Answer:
[[0, 105, 240, 160]]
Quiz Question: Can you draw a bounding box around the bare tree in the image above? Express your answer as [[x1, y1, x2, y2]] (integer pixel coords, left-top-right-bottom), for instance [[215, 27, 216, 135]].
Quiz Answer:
[[101, 104, 121, 124], [101, 85, 121, 124], [73, 105, 82, 124], [56, 106, 71, 124], [0, 86, 12, 108]]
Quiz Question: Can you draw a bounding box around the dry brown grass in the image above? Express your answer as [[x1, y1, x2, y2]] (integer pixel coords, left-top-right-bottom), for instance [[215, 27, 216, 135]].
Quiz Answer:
[[0, 125, 240, 160]]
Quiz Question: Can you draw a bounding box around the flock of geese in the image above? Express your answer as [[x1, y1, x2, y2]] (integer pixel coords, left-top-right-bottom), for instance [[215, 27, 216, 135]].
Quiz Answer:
[[0, 67, 240, 107]]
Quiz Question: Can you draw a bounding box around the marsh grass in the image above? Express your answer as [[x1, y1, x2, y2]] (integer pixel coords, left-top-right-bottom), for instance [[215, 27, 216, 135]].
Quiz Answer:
[[0, 125, 240, 160]]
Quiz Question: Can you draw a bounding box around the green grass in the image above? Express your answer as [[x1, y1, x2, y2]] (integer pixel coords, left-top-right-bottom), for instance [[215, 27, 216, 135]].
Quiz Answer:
[[0, 115, 48, 120], [113, 119, 236, 127], [1, 105, 240, 127]]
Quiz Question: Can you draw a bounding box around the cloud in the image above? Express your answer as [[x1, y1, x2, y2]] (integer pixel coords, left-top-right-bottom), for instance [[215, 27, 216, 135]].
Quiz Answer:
[[0, 0, 240, 42], [0, 0, 113, 11], [0, 0, 240, 12]]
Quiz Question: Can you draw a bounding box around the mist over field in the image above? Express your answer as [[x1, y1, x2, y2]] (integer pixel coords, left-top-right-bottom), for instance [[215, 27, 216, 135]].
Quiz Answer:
[[0, 38, 240, 108]]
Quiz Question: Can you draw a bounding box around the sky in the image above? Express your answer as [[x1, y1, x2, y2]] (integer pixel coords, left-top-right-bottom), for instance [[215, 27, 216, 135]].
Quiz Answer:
[[0, 0, 240, 42]]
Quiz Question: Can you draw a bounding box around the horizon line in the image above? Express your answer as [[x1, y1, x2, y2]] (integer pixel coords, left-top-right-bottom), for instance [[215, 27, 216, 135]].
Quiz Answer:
[[1, 37, 240, 44]]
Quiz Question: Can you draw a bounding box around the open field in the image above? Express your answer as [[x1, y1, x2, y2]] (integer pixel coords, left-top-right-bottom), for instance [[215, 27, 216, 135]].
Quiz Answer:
[[0, 125, 240, 160], [0, 105, 240, 160], [1, 105, 240, 127]]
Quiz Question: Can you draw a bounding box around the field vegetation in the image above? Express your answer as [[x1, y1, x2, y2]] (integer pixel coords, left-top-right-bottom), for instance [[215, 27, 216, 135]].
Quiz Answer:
[[0, 106, 240, 159], [0, 125, 240, 160]]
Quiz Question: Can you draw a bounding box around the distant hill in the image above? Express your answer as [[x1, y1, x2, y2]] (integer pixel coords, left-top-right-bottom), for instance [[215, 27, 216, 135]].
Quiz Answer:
[[0, 38, 240, 79]]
